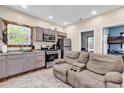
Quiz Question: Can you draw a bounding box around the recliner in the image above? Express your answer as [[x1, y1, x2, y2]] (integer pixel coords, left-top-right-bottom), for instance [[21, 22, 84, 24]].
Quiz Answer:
[[53, 51, 124, 88]]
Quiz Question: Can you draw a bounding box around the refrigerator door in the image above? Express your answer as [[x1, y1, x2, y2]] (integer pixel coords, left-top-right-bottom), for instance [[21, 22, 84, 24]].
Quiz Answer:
[[63, 38, 71, 47]]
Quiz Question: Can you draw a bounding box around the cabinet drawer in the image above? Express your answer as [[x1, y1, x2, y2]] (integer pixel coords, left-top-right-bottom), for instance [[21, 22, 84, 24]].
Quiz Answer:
[[23, 57, 35, 72], [0, 61, 6, 79], [34, 52, 45, 56], [0, 56, 6, 61], [7, 59, 24, 76], [35, 55, 45, 62], [34, 61, 45, 68], [7, 54, 23, 59], [24, 53, 34, 57]]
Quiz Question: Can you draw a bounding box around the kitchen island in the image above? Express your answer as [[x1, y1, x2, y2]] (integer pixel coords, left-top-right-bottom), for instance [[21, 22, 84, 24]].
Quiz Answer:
[[0, 51, 45, 80]]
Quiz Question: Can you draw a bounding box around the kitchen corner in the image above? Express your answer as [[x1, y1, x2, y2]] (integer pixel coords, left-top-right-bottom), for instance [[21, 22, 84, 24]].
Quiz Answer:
[[0, 19, 71, 80]]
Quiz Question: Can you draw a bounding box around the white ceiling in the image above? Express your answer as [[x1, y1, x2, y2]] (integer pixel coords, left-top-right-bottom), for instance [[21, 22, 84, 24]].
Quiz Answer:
[[5, 5, 122, 27]]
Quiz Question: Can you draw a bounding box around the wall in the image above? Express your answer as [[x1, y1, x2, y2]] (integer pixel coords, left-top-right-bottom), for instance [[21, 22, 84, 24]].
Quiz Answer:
[[65, 7, 124, 53], [0, 6, 64, 51]]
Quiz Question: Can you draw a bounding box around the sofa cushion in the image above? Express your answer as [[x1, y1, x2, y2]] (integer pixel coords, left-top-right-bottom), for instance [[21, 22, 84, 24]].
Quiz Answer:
[[65, 51, 80, 59], [75, 70, 105, 88], [86, 53, 124, 75], [65, 57, 78, 65], [104, 72, 122, 84], [53, 63, 71, 75], [78, 52, 89, 64], [54, 59, 65, 64], [106, 82, 121, 88]]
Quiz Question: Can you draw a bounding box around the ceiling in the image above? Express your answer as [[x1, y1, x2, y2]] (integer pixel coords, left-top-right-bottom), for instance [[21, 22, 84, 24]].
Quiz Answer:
[[5, 5, 122, 27]]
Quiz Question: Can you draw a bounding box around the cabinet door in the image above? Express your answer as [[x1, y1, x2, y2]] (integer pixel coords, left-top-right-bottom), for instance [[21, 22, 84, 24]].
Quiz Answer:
[[36, 27, 44, 41], [23, 57, 35, 72], [7, 59, 24, 76], [0, 61, 5, 79], [34, 55, 45, 69], [0, 19, 3, 40]]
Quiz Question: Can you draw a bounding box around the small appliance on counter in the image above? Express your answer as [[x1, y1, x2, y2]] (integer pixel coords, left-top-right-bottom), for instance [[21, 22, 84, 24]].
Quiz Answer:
[[1, 43, 7, 53]]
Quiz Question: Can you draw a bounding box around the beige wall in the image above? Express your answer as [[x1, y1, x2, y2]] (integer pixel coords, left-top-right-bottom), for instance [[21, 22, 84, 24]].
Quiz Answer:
[[65, 7, 124, 53], [0, 6, 64, 32], [0, 6, 64, 50]]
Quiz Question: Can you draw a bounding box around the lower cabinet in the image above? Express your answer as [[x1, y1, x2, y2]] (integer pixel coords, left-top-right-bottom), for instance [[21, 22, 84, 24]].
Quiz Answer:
[[34, 52, 45, 68], [34, 55, 45, 69], [6, 59, 24, 76], [23, 56, 35, 72], [0, 61, 6, 79], [0, 51, 45, 79]]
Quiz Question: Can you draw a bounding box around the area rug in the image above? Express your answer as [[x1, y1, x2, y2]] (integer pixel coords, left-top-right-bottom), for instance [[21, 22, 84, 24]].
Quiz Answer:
[[0, 68, 71, 88]]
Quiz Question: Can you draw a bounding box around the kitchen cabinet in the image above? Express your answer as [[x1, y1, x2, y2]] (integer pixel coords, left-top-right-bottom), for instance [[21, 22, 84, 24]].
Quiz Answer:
[[23, 53, 35, 72], [34, 52, 45, 69], [6, 59, 24, 76], [0, 18, 3, 40], [0, 61, 5, 79], [58, 32, 67, 37], [36, 27, 44, 41], [0, 51, 45, 80], [0, 55, 6, 79]]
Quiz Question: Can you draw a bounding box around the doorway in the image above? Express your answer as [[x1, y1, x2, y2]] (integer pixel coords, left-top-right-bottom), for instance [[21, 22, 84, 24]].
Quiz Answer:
[[80, 30, 94, 52], [102, 24, 124, 58]]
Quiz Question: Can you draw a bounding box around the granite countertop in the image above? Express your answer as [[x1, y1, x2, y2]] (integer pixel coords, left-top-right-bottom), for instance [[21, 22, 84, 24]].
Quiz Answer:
[[0, 50, 45, 56]]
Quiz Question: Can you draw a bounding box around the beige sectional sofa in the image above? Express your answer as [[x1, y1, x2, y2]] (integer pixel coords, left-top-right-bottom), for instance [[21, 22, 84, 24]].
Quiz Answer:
[[53, 51, 124, 88]]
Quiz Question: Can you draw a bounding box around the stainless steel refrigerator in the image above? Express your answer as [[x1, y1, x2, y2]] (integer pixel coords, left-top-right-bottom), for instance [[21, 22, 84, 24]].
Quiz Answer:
[[57, 38, 71, 58]]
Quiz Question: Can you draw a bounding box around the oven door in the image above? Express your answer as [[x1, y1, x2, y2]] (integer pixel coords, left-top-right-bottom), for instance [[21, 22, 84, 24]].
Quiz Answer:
[[46, 53, 58, 62]]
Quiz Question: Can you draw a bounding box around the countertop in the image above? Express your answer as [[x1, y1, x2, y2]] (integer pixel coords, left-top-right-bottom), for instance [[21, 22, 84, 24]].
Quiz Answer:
[[0, 50, 45, 56]]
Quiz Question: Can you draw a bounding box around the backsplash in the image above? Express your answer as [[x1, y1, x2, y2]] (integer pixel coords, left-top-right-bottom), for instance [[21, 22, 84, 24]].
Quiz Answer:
[[0, 40, 56, 52], [34, 42, 56, 49]]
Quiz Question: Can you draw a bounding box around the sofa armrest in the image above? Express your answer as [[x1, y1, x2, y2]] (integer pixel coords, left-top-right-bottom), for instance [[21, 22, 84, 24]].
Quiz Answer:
[[53, 59, 66, 65], [71, 62, 86, 72], [104, 72, 123, 84]]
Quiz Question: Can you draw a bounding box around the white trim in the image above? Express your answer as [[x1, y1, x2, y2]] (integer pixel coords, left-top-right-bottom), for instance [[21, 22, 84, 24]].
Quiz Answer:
[[78, 28, 95, 52], [101, 22, 124, 54]]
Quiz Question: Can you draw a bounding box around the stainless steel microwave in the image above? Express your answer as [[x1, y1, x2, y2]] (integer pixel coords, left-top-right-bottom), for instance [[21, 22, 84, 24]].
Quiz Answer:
[[43, 33, 55, 42]]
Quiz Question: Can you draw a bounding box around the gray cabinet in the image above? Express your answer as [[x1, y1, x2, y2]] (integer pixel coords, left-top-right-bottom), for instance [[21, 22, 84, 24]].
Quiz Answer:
[[34, 52, 45, 69], [6, 58, 24, 76], [0, 19, 3, 40], [23, 56, 35, 72], [36, 27, 44, 41], [0, 60, 5, 79], [0, 51, 45, 79]]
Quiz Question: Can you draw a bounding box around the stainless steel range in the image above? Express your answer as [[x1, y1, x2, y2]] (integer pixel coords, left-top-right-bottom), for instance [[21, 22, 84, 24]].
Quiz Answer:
[[45, 50, 58, 68]]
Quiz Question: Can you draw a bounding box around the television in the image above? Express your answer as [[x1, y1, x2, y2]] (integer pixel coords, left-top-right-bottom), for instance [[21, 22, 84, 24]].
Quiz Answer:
[[7, 24, 32, 45]]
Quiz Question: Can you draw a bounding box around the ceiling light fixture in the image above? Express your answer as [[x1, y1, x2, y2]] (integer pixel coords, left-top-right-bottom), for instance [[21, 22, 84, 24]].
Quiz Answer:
[[64, 22, 68, 25], [48, 16, 53, 19], [91, 11, 96, 15], [21, 5, 27, 8]]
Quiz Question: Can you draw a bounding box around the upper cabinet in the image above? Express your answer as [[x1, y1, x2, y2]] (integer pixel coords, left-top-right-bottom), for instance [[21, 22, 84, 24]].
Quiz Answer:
[[58, 32, 67, 38], [0, 19, 3, 40], [35, 27, 44, 41], [35, 26, 67, 42]]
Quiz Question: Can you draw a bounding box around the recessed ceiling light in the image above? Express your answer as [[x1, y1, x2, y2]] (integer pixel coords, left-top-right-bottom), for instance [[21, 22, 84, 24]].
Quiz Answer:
[[64, 22, 68, 25], [91, 11, 96, 15], [48, 16, 53, 19], [21, 5, 27, 8]]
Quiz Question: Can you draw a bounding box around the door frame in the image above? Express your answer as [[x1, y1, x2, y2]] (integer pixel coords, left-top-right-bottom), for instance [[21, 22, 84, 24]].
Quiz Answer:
[[79, 28, 95, 52], [101, 22, 124, 54]]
